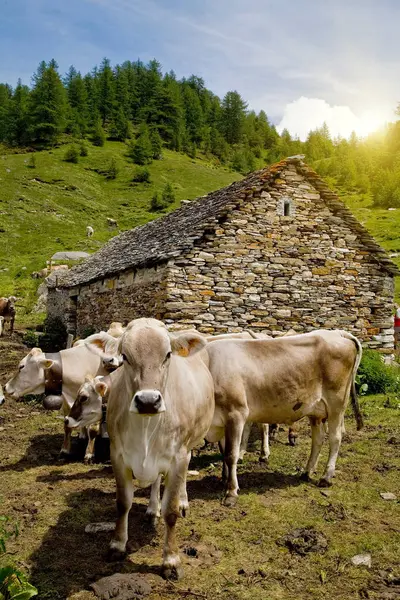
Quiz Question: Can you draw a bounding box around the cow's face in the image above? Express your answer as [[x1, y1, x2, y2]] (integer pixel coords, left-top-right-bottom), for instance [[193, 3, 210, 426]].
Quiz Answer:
[[5, 348, 53, 398], [0, 384, 5, 406], [120, 318, 207, 416], [65, 376, 106, 429]]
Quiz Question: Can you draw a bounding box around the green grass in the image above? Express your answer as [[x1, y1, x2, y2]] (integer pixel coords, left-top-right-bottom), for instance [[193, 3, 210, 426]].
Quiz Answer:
[[341, 190, 400, 299], [0, 141, 241, 321]]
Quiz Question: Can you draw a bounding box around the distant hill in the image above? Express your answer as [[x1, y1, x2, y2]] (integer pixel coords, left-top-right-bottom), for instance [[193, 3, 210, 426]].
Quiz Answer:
[[0, 142, 241, 322]]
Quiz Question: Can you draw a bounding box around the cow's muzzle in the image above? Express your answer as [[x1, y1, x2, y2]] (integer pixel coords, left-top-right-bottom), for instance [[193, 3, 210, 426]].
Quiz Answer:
[[43, 395, 63, 410], [130, 390, 166, 415]]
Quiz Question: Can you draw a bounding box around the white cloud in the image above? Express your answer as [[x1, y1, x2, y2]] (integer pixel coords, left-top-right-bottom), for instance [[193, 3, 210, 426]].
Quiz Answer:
[[277, 97, 394, 140]]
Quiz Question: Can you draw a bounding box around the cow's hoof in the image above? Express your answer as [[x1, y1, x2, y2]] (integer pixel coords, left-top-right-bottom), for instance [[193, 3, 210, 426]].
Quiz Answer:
[[300, 472, 311, 482], [58, 451, 72, 462], [289, 437, 297, 447], [84, 454, 94, 465], [106, 547, 127, 562], [259, 456, 269, 464], [144, 512, 159, 529], [162, 564, 183, 581], [223, 495, 237, 507], [318, 478, 332, 488]]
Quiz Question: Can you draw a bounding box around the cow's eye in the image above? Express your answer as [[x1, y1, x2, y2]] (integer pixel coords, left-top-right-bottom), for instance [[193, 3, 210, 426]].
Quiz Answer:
[[121, 353, 129, 364], [19, 365, 24, 371], [164, 351, 171, 363], [80, 395, 88, 403]]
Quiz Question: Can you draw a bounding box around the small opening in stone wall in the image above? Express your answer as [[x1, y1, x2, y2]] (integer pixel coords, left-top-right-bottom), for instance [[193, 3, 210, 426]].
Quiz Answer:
[[283, 198, 292, 216]]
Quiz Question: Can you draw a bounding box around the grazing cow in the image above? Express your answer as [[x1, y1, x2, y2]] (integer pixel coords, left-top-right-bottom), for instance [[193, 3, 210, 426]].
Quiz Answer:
[[0, 316, 3, 337], [86, 225, 94, 237], [86, 318, 214, 579], [205, 330, 363, 506], [107, 218, 118, 228], [4, 344, 110, 462], [0, 383, 5, 406], [31, 268, 48, 279], [0, 296, 16, 335]]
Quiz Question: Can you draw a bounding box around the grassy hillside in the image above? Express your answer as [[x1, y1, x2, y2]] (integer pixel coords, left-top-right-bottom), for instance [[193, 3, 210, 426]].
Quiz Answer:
[[0, 142, 241, 321], [341, 191, 400, 298], [2, 143, 400, 327]]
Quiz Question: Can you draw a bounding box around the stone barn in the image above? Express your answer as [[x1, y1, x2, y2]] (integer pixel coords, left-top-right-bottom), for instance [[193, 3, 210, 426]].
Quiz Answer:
[[48, 156, 398, 351]]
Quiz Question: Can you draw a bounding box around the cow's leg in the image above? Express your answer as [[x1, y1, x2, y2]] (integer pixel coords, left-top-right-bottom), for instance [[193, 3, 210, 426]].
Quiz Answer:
[[84, 423, 99, 464], [178, 451, 191, 517], [161, 449, 189, 580], [269, 423, 278, 440], [60, 421, 72, 458], [10, 315, 14, 334], [301, 417, 325, 481], [223, 411, 246, 507], [258, 423, 270, 463], [288, 424, 298, 446], [239, 422, 252, 462], [319, 412, 343, 487], [109, 453, 133, 560], [146, 475, 162, 526], [218, 437, 228, 481]]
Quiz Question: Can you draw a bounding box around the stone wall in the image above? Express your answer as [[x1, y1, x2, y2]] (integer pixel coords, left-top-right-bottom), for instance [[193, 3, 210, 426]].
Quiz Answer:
[[74, 265, 168, 336], [162, 164, 394, 351], [48, 265, 169, 336]]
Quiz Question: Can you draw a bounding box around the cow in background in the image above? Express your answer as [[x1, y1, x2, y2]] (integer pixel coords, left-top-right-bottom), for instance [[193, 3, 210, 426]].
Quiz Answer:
[[0, 296, 16, 335]]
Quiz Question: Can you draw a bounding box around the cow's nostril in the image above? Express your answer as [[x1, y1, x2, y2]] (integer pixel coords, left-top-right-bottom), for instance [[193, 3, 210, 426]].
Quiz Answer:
[[64, 417, 69, 425]]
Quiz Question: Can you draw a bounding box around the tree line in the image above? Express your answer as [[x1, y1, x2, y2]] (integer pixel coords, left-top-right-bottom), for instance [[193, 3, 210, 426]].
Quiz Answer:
[[0, 57, 284, 173], [1, 57, 400, 206]]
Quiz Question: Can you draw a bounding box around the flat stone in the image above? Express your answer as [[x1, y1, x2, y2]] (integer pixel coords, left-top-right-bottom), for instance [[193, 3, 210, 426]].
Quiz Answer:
[[51, 251, 90, 261], [351, 554, 372, 568], [380, 492, 397, 501]]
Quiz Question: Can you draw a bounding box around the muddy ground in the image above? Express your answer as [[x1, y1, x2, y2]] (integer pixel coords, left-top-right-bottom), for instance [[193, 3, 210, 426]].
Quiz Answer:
[[0, 335, 399, 600]]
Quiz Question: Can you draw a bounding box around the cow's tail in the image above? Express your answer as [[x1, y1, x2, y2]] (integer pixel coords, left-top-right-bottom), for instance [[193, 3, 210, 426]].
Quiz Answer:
[[340, 331, 364, 430]]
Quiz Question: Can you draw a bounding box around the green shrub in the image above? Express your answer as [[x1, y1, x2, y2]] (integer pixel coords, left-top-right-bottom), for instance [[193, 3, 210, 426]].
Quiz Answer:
[[39, 317, 67, 352], [92, 120, 106, 147], [357, 349, 400, 395], [161, 182, 175, 205], [79, 142, 88, 157], [22, 330, 39, 348], [132, 167, 151, 183], [104, 158, 119, 180], [27, 154, 36, 169], [0, 515, 38, 599], [64, 145, 79, 164], [150, 191, 165, 212]]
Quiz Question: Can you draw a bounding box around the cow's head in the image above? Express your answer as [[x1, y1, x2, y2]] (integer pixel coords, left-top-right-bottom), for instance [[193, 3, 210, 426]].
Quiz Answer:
[[85, 318, 207, 416], [0, 384, 5, 406], [5, 348, 53, 398], [65, 375, 107, 429]]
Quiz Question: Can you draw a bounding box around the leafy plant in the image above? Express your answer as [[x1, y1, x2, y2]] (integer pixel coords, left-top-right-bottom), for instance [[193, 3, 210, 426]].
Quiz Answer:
[[22, 330, 39, 348], [161, 181, 175, 205], [132, 167, 150, 183], [27, 155, 36, 169], [63, 145, 79, 164], [357, 349, 400, 395], [79, 142, 88, 157], [0, 516, 38, 599], [150, 191, 165, 212]]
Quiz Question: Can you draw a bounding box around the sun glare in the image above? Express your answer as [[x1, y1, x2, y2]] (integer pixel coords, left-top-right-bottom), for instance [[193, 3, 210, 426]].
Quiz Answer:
[[354, 109, 389, 137]]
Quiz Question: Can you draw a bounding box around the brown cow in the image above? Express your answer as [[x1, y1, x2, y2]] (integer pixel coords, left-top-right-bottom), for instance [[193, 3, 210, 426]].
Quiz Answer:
[[0, 296, 16, 335]]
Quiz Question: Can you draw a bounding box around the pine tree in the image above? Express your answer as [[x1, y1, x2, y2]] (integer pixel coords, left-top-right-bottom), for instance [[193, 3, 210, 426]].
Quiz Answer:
[[128, 123, 153, 164], [109, 108, 131, 141], [7, 80, 30, 145], [150, 128, 163, 158], [182, 83, 204, 145], [161, 181, 175, 205], [65, 66, 89, 135], [92, 118, 106, 146], [29, 59, 67, 144], [98, 58, 115, 126], [221, 91, 247, 145]]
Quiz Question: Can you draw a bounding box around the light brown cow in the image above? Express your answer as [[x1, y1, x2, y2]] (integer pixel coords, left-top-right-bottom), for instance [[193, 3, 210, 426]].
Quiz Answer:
[[86, 318, 214, 579], [0, 296, 16, 335], [205, 329, 363, 506]]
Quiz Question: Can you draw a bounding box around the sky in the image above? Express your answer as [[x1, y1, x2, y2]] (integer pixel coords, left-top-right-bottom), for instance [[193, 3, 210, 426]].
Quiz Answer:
[[1, 0, 399, 140]]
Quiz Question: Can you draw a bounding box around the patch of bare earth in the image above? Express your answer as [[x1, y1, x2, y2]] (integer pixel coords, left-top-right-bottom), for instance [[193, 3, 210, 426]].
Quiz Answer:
[[1, 346, 399, 600]]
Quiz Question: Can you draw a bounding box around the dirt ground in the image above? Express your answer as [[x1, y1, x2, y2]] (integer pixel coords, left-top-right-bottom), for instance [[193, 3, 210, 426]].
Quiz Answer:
[[0, 335, 399, 600]]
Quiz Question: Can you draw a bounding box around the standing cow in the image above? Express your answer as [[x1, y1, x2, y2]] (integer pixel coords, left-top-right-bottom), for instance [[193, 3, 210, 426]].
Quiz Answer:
[[0, 296, 16, 335], [86, 318, 214, 579], [205, 330, 363, 506]]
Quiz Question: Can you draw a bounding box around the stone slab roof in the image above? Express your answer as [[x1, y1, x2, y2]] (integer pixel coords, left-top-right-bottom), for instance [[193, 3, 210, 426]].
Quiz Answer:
[[59, 156, 399, 288]]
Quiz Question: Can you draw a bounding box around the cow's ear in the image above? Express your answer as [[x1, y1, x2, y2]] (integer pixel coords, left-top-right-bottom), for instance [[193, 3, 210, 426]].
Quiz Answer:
[[171, 333, 207, 357], [38, 358, 54, 370], [94, 379, 109, 398], [84, 331, 119, 356]]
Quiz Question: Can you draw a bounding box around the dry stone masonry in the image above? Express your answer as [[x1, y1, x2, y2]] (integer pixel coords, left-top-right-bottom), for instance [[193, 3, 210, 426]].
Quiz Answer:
[[48, 157, 398, 351]]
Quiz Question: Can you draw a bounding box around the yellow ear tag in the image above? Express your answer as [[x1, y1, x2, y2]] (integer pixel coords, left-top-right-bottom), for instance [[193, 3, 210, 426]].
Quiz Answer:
[[177, 347, 189, 357]]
